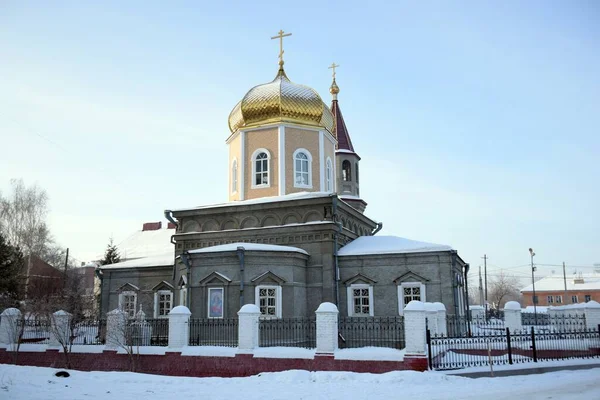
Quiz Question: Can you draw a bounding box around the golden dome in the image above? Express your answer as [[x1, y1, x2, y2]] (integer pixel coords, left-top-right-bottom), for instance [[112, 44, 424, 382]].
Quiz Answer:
[[330, 78, 340, 95], [228, 68, 334, 133]]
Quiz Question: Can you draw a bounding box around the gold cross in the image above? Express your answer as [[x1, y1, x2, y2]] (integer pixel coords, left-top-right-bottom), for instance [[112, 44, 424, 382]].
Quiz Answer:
[[329, 62, 340, 79], [271, 29, 292, 65]]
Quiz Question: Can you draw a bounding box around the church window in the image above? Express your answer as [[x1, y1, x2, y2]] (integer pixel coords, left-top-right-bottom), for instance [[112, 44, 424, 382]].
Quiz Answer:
[[293, 149, 312, 188], [119, 291, 137, 318], [398, 282, 426, 314], [154, 290, 173, 318], [255, 285, 282, 318], [231, 159, 238, 193], [347, 284, 373, 316], [342, 160, 351, 181], [355, 162, 359, 184], [326, 158, 333, 192], [252, 149, 270, 187]]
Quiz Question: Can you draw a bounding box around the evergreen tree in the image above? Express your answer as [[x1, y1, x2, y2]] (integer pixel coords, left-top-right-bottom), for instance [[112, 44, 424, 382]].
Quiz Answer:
[[101, 237, 121, 265], [0, 231, 25, 304]]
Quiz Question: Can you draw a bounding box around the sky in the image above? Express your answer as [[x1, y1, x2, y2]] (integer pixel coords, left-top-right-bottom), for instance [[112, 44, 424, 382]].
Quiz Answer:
[[1, 1, 599, 285]]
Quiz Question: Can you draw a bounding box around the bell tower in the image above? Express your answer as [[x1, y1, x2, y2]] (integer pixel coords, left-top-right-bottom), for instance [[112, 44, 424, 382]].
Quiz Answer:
[[329, 65, 366, 213]]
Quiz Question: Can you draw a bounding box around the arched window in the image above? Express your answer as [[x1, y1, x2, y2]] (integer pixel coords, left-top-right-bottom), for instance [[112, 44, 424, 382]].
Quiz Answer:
[[293, 149, 312, 188], [342, 160, 351, 181], [355, 162, 359, 184], [252, 149, 270, 187], [231, 159, 238, 193], [326, 158, 333, 192]]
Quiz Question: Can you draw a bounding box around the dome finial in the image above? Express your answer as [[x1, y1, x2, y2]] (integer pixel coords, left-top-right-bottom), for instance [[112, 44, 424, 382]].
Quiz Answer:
[[328, 62, 340, 99], [271, 30, 292, 70]]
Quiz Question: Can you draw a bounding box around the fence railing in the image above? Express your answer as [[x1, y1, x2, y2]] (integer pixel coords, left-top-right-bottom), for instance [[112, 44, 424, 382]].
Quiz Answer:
[[259, 317, 316, 348], [18, 319, 107, 345], [428, 325, 600, 370], [338, 316, 405, 349], [189, 318, 238, 347]]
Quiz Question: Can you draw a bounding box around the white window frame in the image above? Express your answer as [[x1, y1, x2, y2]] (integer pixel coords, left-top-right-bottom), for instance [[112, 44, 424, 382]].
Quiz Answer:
[[251, 148, 271, 188], [154, 290, 173, 318], [555, 295, 563, 304], [255, 285, 282, 318], [326, 157, 333, 192], [293, 148, 312, 188], [347, 284, 374, 317], [119, 290, 137, 318], [231, 159, 238, 194], [571, 295, 578, 303], [398, 282, 426, 315], [207, 287, 225, 319], [547, 295, 554, 304]]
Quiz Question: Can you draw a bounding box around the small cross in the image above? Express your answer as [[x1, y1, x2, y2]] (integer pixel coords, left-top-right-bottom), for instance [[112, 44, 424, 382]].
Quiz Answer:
[[271, 29, 292, 65], [329, 62, 340, 79]]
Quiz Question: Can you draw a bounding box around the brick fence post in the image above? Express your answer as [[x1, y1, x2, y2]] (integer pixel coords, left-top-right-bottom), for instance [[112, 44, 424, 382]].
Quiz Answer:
[[168, 306, 191, 349], [503, 301, 522, 332], [583, 301, 600, 330], [315, 302, 338, 356], [0, 308, 21, 347], [49, 310, 72, 348], [433, 302, 447, 336], [105, 308, 127, 350], [237, 304, 261, 354]]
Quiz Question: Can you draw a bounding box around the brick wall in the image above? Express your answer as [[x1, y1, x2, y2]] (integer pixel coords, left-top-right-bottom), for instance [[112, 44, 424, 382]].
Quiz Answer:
[[522, 291, 600, 306]]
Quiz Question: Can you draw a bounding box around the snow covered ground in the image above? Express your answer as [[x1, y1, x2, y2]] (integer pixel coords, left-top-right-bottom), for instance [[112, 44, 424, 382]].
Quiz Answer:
[[1, 364, 599, 400]]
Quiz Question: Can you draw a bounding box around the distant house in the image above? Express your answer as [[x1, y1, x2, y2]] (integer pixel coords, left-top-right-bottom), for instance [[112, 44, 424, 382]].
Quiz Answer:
[[22, 254, 64, 299], [520, 273, 600, 306]]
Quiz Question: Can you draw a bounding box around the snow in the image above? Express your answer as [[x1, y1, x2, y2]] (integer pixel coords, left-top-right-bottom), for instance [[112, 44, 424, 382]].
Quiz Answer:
[[522, 306, 549, 313], [521, 272, 600, 292], [335, 149, 357, 154], [338, 236, 452, 256], [239, 304, 260, 313], [335, 347, 405, 361], [316, 302, 338, 313], [187, 242, 308, 255], [99, 253, 174, 269], [172, 191, 333, 212], [2, 364, 600, 400], [110, 225, 175, 261], [169, 305, 191, 315], [405, 300, 425, 311], [504, 301, 521, 310]]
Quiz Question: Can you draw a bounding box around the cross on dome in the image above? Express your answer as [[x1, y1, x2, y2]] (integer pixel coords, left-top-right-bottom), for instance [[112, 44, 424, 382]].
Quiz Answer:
[[271, 29, 292, 67], [328, 62, 340, 79]]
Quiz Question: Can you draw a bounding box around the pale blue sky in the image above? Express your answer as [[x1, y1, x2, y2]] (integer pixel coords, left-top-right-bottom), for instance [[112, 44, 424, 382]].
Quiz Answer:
[[1, 1, 599, 284]]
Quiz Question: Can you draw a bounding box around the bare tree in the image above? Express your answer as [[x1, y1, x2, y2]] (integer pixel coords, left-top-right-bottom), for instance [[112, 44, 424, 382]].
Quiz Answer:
[[488, 271, 522, 310], [105, 309, 145, 372], [0, 179, 52, 256]]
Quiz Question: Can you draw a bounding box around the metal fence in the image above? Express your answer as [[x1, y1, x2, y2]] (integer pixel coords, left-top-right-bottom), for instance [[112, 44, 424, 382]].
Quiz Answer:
[[338, 316, 405, 349], [17, 319, 107, 345], [259, 317, 316, 348], [428, 325, 600, 370], [189, 318, 238, 347], [129, 318, 169, 346]]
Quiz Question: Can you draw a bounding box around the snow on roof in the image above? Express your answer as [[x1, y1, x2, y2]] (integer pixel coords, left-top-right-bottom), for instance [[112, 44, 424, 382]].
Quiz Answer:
[[521, 273, 600, 293], [99, 253, 174, 270], [187, 242, 308, 255], [338, 236, 452, 257], [172, 191, 333, 212], [112, 226, 174, 262]]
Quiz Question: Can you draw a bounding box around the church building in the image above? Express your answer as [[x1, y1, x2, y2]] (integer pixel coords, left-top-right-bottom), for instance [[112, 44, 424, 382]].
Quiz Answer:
[[98, 32, 469, 321]]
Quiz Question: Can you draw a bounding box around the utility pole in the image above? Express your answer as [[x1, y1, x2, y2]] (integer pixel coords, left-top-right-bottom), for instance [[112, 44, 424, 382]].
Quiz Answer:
[[478, 265, 484, 306], [482, 254, 488, 317], [563, 261, 568, 303], [529, 248, 537, 325], [63, 248, 69, 290]]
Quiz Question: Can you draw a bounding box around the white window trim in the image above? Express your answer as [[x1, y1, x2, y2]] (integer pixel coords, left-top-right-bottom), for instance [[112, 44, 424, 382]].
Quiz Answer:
[[547, 295, 554, 304], [251, 148, 271, 189], [347, 284, 374, 317], [571, 295, 578, 303], [398, 282, 426, 315], [326, 157, 333, 193], [154, 290, 173, 318], [118, 290, 137, 318], [555, 295, 563, 304], [207, 287, 225, 319], [255, 284, 282, 318], [231, 159, 238, 194], [292, 148, 313, 189]]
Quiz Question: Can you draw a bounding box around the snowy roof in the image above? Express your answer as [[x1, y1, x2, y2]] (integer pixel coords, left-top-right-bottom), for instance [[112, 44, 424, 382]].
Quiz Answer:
[[171, 191, 333, 212], [99, 253, 174, 270], [521, 273, 600, 293], [338, 236, 453, 257], [187, 242, 308, 255], [111, 226, 175, 261]]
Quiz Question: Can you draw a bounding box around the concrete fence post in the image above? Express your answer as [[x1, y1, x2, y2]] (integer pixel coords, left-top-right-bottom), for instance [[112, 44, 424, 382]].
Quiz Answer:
[[237, 304, 261, 354], [315, 302, 338, 355], [105, 308, 127, 350], [424, 303, 438, 336], [434, 302, 447, 336], [503, 301, 522, 332], [168, 306, 191, 349], [583, 301, 600, 330], [49, 310, 72, 347], [403, 300, 427, 356], [0, 308, 21, 347]]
